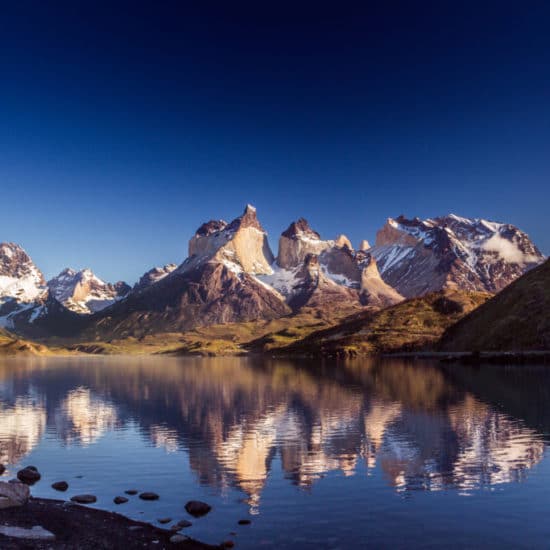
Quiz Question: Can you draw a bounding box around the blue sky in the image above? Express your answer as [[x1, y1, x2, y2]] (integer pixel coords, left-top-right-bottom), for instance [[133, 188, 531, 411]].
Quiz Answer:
[[1, 2, 549, 283]]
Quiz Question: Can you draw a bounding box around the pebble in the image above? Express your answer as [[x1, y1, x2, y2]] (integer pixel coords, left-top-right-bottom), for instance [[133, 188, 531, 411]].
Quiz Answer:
[[223, 541, 235, 549], [51, 481, 69, 492], [184, 500, 211, 517], [70, 494, 97, 504], [157, 518, 172, 524], [139, 492, 159, 501], [114, 496, 128, 505], [176, 519, 192, 528], [125, 489, 139, 495]]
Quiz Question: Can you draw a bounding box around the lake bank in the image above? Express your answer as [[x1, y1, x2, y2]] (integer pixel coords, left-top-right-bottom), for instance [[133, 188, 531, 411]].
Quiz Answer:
[[0, 497, 223, 549]]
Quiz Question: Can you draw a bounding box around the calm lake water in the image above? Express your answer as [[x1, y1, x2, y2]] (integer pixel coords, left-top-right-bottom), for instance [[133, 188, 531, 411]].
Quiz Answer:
[[0, 356, 549, 548]]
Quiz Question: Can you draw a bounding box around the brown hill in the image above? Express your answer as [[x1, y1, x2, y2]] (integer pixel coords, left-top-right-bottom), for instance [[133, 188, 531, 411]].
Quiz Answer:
[[271, 290, 490, 356], [440, 259, 550, 351]]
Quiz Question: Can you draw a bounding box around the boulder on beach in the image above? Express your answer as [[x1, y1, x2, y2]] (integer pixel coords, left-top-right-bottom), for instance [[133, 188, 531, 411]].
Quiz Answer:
[[184, 500, 211, 517], [125, 489, 138, 495], [17, 466, 41, 485], [114, 496, 128, 504], [52, 481, 69, 491], [70, 494, 97, 504], [0, 481, 30, 509], [139, 492, 159, 501]]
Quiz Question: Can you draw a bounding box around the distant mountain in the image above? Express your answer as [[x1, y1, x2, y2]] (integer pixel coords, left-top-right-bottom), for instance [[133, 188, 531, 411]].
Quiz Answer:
[[0, 242, 46, 328], [440, 259, 550, 351], [370, 214, 544, 298], [133, 264, 177, 292], [1, 208, 546, 345], [259, 218, 403, 312], [81, 205, 290, 339], [48, 268, 130, 314]]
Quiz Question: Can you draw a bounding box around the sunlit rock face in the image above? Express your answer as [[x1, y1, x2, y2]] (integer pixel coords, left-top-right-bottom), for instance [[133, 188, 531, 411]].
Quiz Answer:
[[54, 387, 118, 446], [262, 219, 403, 310], [370, 214, 545, 298], [0, 397, 46, 464], [187, 204, 275, 275], [277, 219, 332, 270]]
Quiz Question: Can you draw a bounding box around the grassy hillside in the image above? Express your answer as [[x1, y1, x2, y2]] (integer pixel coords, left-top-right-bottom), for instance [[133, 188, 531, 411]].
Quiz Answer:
[[270, 290, 490, 356], [440, 259, 550, 351], [0, 328, 52, 356], [70, 310, 355, 356]]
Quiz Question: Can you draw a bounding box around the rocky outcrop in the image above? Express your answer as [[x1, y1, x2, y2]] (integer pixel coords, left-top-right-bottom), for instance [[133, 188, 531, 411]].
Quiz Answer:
[[262, 219, 403, 312], [359, 240, 371, 251], [277, 219, 332, 269], [187, 205, 274, 275], [370, 214, 545, 298], [0, 481, 30, 509], [133, 264, 177, 292], [48, 269, 130, 314]]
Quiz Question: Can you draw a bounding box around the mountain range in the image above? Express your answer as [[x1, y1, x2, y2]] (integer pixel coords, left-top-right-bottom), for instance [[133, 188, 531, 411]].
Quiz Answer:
[[0, 205, 546, 352]]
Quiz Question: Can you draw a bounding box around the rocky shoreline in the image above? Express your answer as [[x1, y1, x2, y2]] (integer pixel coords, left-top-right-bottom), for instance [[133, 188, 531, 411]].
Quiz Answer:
[[0, 466, 234, 549], [0, 497, 223, 549]]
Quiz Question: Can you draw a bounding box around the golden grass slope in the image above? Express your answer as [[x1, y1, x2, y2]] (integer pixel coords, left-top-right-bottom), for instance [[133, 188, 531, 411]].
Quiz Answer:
[[440, 259, 550, 351], [271, 290, 490, 356]]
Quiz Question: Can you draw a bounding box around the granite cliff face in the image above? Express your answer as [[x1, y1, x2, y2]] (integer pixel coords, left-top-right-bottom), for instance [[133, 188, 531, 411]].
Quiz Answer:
[[260, 218, 403, 311], [187, 204, 274, 275], [370, 214, 544, 298]]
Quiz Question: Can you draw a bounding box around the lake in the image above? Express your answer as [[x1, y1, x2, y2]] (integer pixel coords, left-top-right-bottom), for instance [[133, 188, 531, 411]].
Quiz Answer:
[[0, 356, 549, 548]]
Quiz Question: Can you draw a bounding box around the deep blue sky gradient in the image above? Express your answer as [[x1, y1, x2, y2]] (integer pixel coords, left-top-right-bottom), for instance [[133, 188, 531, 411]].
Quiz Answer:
[[1, 1, 549, 283]]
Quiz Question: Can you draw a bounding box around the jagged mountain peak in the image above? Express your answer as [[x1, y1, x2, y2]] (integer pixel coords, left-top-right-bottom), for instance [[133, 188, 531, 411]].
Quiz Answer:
[[48, 267, 130, 315], [133, 264, 177, 292], [187, 204, 274, 275], [0, 243, 45, 316], [281, 218, 321, 240], [372, 213, 545, 297]]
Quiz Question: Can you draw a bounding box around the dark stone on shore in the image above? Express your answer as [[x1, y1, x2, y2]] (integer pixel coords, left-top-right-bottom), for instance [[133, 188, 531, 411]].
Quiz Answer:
[[157, 517, 172, 524], [185, 500, 211, 517], [125, 489, 139, 495], [114, 496, 129, 504], [223, 541, 235, 548], [238, 519, 251, 525], [70, 494, 97, 504], [177, 520, 193, 528], [139, 492, 159, 501], [0, 497, 218, 549], [17, 466, 41, 485], [0, 464, 5, 475], [52, 481, 69, 492]]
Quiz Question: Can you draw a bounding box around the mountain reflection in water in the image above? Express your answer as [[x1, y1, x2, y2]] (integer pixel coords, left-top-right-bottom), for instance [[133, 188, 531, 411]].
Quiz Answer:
[[0, 357, 547, 515]]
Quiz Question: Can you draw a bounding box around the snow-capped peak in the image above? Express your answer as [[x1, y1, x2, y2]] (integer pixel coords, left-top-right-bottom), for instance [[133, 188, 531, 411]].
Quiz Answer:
[[371, 214, 545, 297], [48, 268, 130, 314]]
